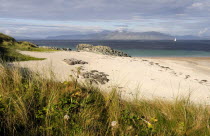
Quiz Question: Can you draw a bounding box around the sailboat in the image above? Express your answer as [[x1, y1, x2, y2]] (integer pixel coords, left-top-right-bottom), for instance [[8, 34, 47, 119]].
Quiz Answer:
[[174, 38, 177, 42]]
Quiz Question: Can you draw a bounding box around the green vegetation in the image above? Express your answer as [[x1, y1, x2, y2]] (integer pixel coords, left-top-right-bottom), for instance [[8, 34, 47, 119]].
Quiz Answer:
[[0, 33, 16, 43], [0, 46, 44, 61], [14, 41, 57, 52], [0, 33, 55, 61], [0, 63, 209, 136]]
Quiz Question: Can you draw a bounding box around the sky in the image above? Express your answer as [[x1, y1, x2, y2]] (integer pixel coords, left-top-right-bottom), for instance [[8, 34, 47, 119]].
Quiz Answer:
[[0, 0, 210, 38]]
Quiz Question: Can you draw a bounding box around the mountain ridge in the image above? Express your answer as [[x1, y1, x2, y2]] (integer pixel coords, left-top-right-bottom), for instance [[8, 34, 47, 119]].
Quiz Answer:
[[13, 31, 209, 40], [46, 31, 174, 40]]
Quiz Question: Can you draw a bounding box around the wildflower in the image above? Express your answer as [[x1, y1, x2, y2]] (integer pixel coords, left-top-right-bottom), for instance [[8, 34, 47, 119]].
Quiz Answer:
[[64, 114, 70, 121], [147, 122, 153, 129], [72, 91, 81, 97], [141, 118, 153, 129], [111, 121, 118, 127], [151, 117, 158, 123]]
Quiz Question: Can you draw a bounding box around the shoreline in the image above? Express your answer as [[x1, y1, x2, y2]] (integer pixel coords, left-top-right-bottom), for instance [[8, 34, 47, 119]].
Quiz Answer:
[[14, 50, 210, 105], [141, 56, 210, 60]]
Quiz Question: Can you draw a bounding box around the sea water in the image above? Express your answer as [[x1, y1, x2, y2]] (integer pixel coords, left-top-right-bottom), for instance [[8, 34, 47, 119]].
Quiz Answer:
[[24, 40, 210, 57]]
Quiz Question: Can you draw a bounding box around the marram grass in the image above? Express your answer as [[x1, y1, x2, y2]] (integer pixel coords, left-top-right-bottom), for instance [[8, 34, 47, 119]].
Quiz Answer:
[[0, 39, 56, 62], [0, 63, 209, 136]]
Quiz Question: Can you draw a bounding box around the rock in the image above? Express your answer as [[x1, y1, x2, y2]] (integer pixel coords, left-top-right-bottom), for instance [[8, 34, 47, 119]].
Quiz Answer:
[[40, 46, 71, 51], [185, 75, 190, 79], [63, 58, 88, 65], [91, 70, 98, 73], [200, 80, 207, 83], [98, 72, 105, 74], [76, 44, 130, 57], [93, 74, 102, 79], [81, 70, 109, 85], [201, 80, 207, 82], [149, 62, 154, 65]]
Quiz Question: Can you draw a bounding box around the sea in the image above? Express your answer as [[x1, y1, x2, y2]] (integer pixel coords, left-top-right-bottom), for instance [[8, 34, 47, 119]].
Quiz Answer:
[[24, 40, 210, 57]]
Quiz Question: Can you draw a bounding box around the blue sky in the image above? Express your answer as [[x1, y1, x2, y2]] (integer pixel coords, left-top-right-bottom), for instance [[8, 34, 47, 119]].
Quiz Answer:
[[0, 0, 210, 38]]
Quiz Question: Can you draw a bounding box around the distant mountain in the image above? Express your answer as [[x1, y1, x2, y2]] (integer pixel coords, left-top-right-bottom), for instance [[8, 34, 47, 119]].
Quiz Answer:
[[46, 31, 175, 40], [175, 35, 203, 40]]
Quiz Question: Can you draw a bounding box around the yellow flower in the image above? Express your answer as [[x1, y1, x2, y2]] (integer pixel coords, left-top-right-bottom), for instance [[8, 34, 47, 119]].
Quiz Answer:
[[147, 122, 153, 129], [151, 117, 158, 123], [141, 118, 153, 129], [75, 92, 81, 95], [71, 91, 81, 97]]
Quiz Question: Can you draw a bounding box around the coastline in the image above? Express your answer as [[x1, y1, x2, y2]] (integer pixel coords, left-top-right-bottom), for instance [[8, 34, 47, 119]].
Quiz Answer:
[[14, 50, 210, 105], [144, 56, 210, 60]]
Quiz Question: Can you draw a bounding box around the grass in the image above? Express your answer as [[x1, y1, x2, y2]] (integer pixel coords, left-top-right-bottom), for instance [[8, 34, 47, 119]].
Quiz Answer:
[[2, 41, 57, 52], [0, 62, 209, 136], [0, 39, 55, 61], [0, 45, 45, 61], [0, 33, 16, 43], [19, 47, 57, 52], [14, 41, 58, 52], [0, 32, 57, 61]]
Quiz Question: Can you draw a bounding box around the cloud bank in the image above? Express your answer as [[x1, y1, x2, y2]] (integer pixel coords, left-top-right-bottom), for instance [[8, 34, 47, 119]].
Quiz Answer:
[[0, 0, 210, 38]]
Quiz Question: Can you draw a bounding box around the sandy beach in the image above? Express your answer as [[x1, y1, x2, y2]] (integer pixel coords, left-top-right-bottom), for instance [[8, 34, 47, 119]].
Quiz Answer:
[[14, 51, 210, 105]]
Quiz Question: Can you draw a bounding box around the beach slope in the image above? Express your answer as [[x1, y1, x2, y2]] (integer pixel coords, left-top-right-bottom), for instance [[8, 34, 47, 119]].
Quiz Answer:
[[15, 51, 210, 104]]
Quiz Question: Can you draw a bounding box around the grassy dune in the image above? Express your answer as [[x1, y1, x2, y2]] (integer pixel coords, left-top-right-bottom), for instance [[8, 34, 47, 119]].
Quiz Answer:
[[0, 63, 209, 136], [0, 45, 45, 61], [0, 33, 56, 61]]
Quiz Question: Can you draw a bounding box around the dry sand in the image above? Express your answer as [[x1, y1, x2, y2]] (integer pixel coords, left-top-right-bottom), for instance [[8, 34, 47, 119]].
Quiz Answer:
[[14, 51, 210, 105]]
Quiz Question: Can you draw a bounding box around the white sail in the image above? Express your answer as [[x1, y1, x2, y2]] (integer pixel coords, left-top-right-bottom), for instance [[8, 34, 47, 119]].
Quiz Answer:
[[174, 38, 176, 42]]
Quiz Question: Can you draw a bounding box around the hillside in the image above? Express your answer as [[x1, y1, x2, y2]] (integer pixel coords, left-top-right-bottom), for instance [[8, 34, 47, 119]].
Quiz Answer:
[[0, 33, 16, 43], [0, 33, 55, 61]]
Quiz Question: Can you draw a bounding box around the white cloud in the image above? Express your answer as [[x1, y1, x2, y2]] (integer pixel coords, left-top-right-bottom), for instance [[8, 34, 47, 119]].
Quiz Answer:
[[4, 30, 11, 35], [192, 3, 203, 8], [198, 28, 209, 36]]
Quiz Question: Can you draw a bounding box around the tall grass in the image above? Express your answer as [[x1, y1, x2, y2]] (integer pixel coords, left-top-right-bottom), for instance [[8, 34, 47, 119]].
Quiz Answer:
[[0, 40, 56, 62], [0, 62, 209, 136], [0, 41, 45, 61]]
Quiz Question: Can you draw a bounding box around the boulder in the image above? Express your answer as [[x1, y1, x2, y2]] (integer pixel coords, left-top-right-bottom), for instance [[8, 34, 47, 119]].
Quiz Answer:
[[63, 58, 88, 65]]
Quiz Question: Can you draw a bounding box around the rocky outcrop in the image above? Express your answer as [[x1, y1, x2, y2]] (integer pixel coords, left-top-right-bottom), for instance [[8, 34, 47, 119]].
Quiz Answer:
[[63, 58, 88, 65], [76, 44, 130, 57], [81, 70, 109, 85], [40, 46, 71, 51]]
